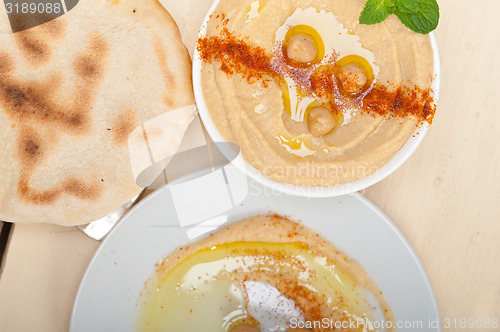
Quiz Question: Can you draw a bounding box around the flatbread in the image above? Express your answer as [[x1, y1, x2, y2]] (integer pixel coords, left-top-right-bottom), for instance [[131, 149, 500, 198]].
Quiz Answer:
[[0, 0, 195, 225]]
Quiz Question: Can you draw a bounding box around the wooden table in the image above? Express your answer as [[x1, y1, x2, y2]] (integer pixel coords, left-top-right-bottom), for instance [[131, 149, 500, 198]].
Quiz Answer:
[[1, 1, 499, 331]]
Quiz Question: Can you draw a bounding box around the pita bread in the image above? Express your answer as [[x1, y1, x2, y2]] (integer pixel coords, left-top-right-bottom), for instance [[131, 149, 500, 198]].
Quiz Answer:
[[0, 0, 195, 225]]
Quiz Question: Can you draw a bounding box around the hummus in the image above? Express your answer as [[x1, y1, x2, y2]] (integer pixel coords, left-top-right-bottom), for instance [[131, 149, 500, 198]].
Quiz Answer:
[[197, 0, 436, 186], [138, 215, 394, 332]]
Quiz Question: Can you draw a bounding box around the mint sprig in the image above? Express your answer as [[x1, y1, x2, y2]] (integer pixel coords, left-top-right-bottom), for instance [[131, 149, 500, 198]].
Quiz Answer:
[[359, 0, 439, 34]]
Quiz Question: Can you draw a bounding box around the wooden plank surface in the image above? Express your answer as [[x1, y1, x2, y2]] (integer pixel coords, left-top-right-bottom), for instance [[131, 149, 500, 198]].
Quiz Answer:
[[0, 0, 499, 331], [364, 0, 500, 320]]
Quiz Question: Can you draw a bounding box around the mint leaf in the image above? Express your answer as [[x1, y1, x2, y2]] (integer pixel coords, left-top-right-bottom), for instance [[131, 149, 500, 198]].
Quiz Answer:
[[394, 0, 439, 34], [359, 0, 396, 25], [359, 0, 440, 34]]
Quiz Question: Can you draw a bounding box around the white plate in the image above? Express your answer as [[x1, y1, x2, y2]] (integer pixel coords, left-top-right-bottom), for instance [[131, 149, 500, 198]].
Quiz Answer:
[[71, 177, 440, 332]]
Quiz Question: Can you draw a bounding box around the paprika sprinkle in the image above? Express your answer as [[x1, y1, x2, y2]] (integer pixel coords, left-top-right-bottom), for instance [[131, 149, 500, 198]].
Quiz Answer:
[[197, 27, 435, 124]]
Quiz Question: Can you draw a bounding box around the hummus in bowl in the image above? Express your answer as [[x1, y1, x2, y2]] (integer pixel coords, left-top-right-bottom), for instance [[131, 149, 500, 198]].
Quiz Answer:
[[193, 0, 440, 196]]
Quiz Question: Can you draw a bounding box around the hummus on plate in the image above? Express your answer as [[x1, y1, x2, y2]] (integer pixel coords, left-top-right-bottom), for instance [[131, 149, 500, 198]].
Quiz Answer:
[[197, 0, 436, 186], [138, 215, 394, 332]]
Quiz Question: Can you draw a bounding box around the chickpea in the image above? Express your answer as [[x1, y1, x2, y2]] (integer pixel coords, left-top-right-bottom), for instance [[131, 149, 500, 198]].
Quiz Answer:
[[231, 325, 260, 332], [308, 107, 336, 137], [286, 34, 317, 63], [338, 63, 367, 93]]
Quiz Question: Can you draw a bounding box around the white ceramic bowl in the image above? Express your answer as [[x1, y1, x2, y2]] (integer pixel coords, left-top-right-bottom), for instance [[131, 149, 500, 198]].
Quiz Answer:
[[193, 0, 441, 197]]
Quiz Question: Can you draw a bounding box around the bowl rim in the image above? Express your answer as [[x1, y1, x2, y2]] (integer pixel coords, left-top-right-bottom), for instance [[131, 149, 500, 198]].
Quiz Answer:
[[192, 1, 441, 197]]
